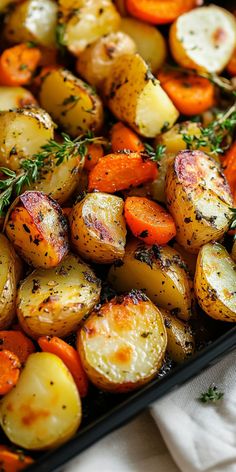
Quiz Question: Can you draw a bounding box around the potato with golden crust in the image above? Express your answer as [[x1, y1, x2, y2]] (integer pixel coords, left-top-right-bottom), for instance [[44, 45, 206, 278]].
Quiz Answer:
[[76, 32, 136, 90], [194, 242, 236, 323], [104, 53, 179, 138], [78, 291, 167, 393], [0, 107, 54, 171], [165, 150, 233, 254], [17, 253, 101, 339], [108, 239, 193, 321], [0, 86, 36, 111], [39, 68, 104, 137], [70, 192, 126, 264], [160, 309, 195, 363], [0, 234, 22, 329], [5, 191, 69, 268]]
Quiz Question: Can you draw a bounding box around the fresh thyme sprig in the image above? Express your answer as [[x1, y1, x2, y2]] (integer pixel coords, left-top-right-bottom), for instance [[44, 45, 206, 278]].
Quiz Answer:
[[0, 132, 105, 216], [144, 143, 166, 162], [198, 385, 224, 404]]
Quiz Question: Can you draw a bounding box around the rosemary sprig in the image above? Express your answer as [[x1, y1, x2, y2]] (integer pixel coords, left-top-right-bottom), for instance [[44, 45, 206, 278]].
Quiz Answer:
[[144, 143, 166, 162], [198, 385, 224, 404], [0, 132, 105, 216]]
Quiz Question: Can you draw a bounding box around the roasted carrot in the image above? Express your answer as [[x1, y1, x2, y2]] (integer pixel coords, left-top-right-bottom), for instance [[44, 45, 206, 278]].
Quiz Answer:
[[126, 0, 196, 24], [84, 143, 104, 171], [227, 48, 236, 76], [0, 350, 21, 395], [111, 122, 144, 153], [62, 207, 72, 218], [157, 69, 214, 116], [38, 336, 88, 397], [124, 196, 176, 244], [0, 446, 33, 472], [0, 331, 35, 365], [223, 140, 236, 195], [0, 43, 42, 86], [88, 152, 158, 193]]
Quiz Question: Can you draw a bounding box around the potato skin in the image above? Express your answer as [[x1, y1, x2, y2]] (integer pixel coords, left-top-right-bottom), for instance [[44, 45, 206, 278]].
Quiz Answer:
[[108, 239, 193, 320], [17, 253, 101, 339], [160, 309, 195, 363], [78, 291, 167, 392], [5, 191, 69, 268], [0, 234, 22, 329], [70, 192, 126, 264], [0, 107, 54, 171], [0, 86, 36, 111], [165, 150, 233, 253], [39, 68, 104, 137], [0, 352, 81, 450], [194, 242, 236, 322]]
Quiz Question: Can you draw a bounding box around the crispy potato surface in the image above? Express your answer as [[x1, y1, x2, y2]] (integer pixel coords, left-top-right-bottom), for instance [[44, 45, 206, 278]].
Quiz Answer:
[[160, 309, 195, 363]]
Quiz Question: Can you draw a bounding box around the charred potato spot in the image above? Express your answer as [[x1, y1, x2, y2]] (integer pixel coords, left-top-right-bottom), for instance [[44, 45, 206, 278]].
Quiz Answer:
[[5, 191, 69, 268], [16, 253, 101, 339], [78, 291, 167, 392]]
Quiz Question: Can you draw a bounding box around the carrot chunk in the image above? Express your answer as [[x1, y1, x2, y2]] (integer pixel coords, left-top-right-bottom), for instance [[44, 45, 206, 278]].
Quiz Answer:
[[111, 122, 144, 153], [0, 446, 33, 471], [84, 143, 104, 171], [0, 350, 21, 395], [0, 43, 42, 86], [0, 331, 35, 365], [126, 0, 196, 25]]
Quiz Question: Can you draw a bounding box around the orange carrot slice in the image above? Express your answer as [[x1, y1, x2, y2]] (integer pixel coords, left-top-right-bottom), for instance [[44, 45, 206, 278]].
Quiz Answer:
[[111, 122, 144, 153], [0, 350, 21, 395], [0, 43, 42, 86]]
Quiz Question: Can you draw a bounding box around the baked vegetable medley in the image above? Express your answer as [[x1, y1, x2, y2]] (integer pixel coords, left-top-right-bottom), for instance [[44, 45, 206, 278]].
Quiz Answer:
[[0, 0, 235, 465]]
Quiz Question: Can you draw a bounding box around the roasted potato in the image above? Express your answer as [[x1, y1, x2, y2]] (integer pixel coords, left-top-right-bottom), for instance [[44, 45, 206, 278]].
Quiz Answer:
[[155, 121, 212, 157], [121, 18, 166, 73], [169, 5, 236, 73], [58, 0, 121, 56], [108, 239, 193, 320], [160, 309, 195, 363], [78, 291, 167, 392], [0, 234, 22, 329], [0, 107, 54, 171], [0, 86, 36, 111], [165, 150, 233, 253], [172, 242, 197, 277], [39, 68, 104, 137], [0, 352, 81, 449], [4, 0, 57, 48], [194, 242, 236, 322], [104, 53, 179, 138], [70, 192, 126, 264], [76, 32, 136, 90], [17, 253, 101, 339], [5, 191, 69, 268]]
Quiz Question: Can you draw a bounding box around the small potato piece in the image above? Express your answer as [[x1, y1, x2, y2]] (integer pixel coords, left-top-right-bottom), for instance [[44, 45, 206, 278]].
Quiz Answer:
[[78, 291, 167, 392], [108, 239, 193, 320], [5, 191, 69, 268], [155, 121, 212, 156], [39, 68, 104, 137], [58, 0, 121, 56], [165, 151, 233, 253], [0, 234, 22, 329], [76, 32, 136, 90], [169, 6, 236, 73], [121, 18, 166, 73], [172, 242, 197, 277], [0, 107, 54, 171], [160, 309, 195, 363], [17, 253, 101, 339], [0, 352, 81, 450], [104, 53, 179, 138], [70, 193, 126, 264], [194, 242, 236, 322], [4, 0, 57, 48], [0, 86, 36, 111]]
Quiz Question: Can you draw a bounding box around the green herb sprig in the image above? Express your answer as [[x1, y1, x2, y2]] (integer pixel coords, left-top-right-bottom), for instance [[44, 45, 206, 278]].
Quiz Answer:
[[144, 143, 166, 162], [198, 385, 224, 404]]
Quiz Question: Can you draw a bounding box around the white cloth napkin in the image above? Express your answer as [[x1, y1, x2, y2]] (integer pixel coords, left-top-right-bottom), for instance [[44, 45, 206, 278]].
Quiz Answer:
[[67, 350, 236, 472]]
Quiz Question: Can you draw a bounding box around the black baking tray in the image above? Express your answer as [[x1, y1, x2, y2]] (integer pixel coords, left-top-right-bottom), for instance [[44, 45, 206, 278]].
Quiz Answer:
[[26, 325, 236, 472]]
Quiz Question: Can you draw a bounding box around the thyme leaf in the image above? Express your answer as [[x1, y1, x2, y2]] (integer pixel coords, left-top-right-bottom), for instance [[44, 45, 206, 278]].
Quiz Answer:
[[198, 385, 224, 403], [144, 143, 166, 162]]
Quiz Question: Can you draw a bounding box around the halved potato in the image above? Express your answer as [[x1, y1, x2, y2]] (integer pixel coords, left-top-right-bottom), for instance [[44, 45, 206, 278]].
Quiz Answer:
[[58, 0, 121, 56], [0, 107, 54, 171], [17, 253, 101, 338], [108, 239, 193, 320], [104, 53, 179, 138], [78, 291, 167, 392], [0, 234, 22, 329], [70, 192, 126, 264], [39, 68, 104, 137], [5, 191, 69, 268], [76, 32, 136, 90], [155, 121, 212, 157], [4, 0, 57, 47], [169, 5, 236, 73], [0, 86, 36, 111], [160, 309, 195, 363], [194, 242, 236, 322], [120, 18, 166, 73], [165, 150, 233, 253], [0, 352, 81, 450]]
